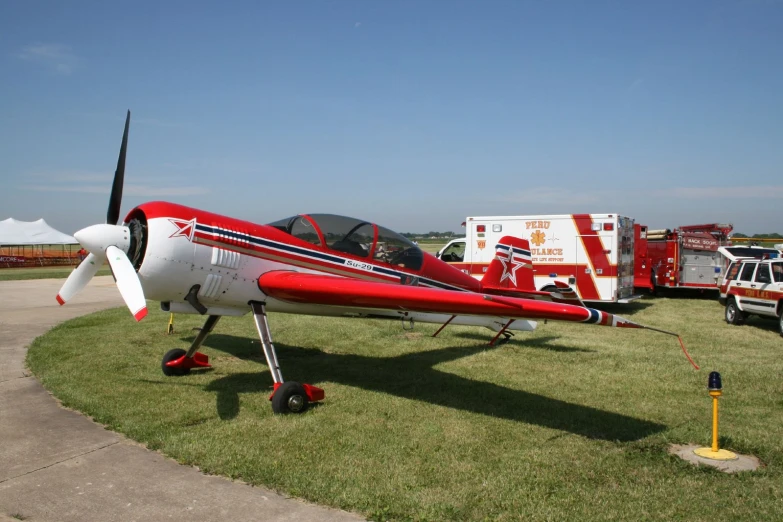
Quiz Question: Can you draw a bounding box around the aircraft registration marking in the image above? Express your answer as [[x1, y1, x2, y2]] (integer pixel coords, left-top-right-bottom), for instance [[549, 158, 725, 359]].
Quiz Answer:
[[345, 259, 374, 271]]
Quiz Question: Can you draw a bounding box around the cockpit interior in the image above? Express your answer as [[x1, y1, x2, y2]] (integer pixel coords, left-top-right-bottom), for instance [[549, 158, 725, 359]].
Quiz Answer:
[[268, 214, 424, 270]]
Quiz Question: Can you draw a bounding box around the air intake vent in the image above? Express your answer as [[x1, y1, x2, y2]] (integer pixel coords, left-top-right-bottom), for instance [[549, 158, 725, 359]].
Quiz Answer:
[[211, 247, 240, 269], [199, 274, 223, 299]]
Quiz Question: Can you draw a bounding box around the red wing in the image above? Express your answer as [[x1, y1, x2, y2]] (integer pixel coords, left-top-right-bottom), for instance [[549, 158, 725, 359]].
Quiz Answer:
[[258, 271, 631, 326]]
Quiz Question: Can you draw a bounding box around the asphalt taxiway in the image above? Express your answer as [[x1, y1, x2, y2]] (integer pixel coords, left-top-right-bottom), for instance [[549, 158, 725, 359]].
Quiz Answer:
[[0, 276, 363, 521]]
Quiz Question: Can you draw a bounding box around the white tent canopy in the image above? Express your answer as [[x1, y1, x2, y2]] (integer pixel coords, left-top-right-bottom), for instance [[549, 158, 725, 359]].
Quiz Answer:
[[0, 218, 77, 246]]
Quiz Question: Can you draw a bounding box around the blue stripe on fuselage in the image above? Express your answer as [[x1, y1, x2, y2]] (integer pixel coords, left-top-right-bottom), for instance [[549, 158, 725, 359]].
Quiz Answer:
[[194, 223, 466, 292], [584, 308, 600, 323]]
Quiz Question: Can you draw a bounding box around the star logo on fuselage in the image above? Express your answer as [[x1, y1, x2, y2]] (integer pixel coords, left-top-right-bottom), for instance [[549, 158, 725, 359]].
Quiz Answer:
[[498, 247, 522, 286], [169, 218, 197, 242]]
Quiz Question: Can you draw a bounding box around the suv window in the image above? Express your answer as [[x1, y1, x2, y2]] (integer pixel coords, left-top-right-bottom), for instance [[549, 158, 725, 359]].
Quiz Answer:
[[754, 265, 772, 284], [773, 263, 783, 283], [724, 262, 741, 282], [738, 262, 757, 282]]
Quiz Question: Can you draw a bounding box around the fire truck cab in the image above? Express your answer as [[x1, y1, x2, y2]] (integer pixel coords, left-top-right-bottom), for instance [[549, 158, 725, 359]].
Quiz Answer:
[[436, 213, 639, 303]]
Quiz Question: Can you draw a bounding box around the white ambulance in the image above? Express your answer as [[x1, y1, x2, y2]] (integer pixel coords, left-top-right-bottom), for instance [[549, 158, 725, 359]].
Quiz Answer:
[[436, 214, 640, 303]]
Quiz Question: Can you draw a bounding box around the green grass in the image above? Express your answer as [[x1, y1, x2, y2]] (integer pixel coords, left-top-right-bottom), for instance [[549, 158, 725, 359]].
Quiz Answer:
[[27, 297, 783, 521], [0, 266, 112, 281]]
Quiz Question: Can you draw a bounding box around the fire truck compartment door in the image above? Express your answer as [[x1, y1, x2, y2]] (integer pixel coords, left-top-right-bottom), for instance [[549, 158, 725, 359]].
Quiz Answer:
[[680, 249, 721, 286]]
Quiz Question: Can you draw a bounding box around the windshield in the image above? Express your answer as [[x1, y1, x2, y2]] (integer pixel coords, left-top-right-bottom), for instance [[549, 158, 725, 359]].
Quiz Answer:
[[374, 224, 424, 270]]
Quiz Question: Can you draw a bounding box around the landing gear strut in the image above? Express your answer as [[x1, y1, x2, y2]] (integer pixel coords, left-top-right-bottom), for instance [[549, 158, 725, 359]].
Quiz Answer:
[[161, 315, 219, 376], [250, 301, 324, 414]]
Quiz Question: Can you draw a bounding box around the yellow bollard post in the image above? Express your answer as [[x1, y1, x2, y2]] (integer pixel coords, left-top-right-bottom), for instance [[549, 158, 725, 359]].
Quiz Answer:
[[711, 390, 720, 453], [694, 371, 737, 460]]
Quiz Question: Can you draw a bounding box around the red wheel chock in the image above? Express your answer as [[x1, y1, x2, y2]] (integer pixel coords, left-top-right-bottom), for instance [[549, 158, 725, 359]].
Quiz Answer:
[[165, 352, 212, 370]]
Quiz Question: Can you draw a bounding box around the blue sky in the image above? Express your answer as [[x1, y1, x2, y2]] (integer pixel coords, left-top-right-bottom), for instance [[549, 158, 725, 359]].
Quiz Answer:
[[1, 0, 781, 235]]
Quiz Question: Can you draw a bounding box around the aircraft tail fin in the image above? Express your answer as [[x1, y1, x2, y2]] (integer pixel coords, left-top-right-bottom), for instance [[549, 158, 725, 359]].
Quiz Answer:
[[480, 236, 536, 292], [480, 236, 585, 307]]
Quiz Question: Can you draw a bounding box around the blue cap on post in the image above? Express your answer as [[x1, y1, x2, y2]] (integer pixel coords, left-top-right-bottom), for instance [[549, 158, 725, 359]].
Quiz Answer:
[[708, 371, 722, 391]]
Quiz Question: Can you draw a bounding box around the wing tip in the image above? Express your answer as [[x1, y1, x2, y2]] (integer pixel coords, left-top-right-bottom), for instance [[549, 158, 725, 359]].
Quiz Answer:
[[56, 294, 65, 306], [134, 307, 148, 321]]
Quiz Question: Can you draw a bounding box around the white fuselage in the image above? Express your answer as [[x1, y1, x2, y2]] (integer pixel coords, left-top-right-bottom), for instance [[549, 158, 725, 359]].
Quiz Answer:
[[137, 217, 536, 333]]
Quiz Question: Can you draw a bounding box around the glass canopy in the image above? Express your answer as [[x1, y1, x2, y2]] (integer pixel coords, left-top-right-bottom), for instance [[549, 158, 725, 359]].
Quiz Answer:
[[268, 214, 424, 270]]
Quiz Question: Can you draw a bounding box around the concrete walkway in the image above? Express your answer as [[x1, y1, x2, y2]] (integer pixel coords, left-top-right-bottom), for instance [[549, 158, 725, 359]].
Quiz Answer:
[[0, 276, 364, 522]]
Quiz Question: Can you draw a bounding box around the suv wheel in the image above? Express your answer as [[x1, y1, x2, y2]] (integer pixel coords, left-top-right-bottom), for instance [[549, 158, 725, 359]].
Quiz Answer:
[[778, 309, 783, 337], [725, 298, 745, 325]]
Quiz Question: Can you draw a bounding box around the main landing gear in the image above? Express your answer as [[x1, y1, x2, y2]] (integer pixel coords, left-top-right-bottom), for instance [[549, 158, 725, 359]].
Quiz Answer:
[[250, 301, 324, 414], [159, 302, 324, 414]]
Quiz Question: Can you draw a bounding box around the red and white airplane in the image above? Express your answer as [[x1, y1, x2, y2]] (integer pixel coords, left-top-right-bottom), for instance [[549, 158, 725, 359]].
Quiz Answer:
[[56, 112, 695, 414]]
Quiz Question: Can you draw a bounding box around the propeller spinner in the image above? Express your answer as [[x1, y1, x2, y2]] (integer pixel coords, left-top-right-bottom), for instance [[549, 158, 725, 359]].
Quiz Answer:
[[56, 111, 148, 321]]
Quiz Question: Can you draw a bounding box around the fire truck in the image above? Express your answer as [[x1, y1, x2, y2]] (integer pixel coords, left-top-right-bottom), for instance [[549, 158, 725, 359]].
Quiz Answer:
[[435, 213, 639, 303], [643, 223, 733, 293]]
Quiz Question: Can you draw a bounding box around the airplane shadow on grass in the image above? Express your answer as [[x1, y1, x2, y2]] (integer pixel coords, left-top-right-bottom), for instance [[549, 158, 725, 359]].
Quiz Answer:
[[451, 332, 595, 352], [589, 300, 655, 315], [198, 333, 665, 442]]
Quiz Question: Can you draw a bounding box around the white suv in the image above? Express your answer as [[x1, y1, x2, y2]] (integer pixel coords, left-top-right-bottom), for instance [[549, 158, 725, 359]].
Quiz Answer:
[[720, 257, 783, 336]]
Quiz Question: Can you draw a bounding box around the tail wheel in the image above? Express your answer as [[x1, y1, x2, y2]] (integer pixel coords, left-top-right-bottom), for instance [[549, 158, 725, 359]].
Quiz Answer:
[[725, 299, 744, 326], [162, 348, 190, 376]]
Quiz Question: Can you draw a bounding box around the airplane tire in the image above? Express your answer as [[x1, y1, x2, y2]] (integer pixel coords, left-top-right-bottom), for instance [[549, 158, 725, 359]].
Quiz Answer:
[[271, 381, 309, 414], [725, 299, 744, 326], [162, 348, 190, 376]]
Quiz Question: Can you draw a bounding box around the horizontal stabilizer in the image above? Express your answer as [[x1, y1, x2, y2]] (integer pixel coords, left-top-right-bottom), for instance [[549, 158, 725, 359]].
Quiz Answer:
[[548, 280, 585, 307]]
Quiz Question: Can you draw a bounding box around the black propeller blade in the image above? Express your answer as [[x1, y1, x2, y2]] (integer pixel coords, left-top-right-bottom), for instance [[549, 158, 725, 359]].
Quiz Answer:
[[107, 110, 130, 225]]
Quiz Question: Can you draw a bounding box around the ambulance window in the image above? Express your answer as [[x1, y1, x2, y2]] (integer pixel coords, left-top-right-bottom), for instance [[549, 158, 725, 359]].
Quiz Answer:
[[754, 265, 771, 284], [738, 262, 757, 282], [772, 263, 783, 283], [375, 225, 423, 270]]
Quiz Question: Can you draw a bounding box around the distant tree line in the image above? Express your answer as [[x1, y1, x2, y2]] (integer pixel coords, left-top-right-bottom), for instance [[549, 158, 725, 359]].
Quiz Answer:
[[401, 231, 460, 239]]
